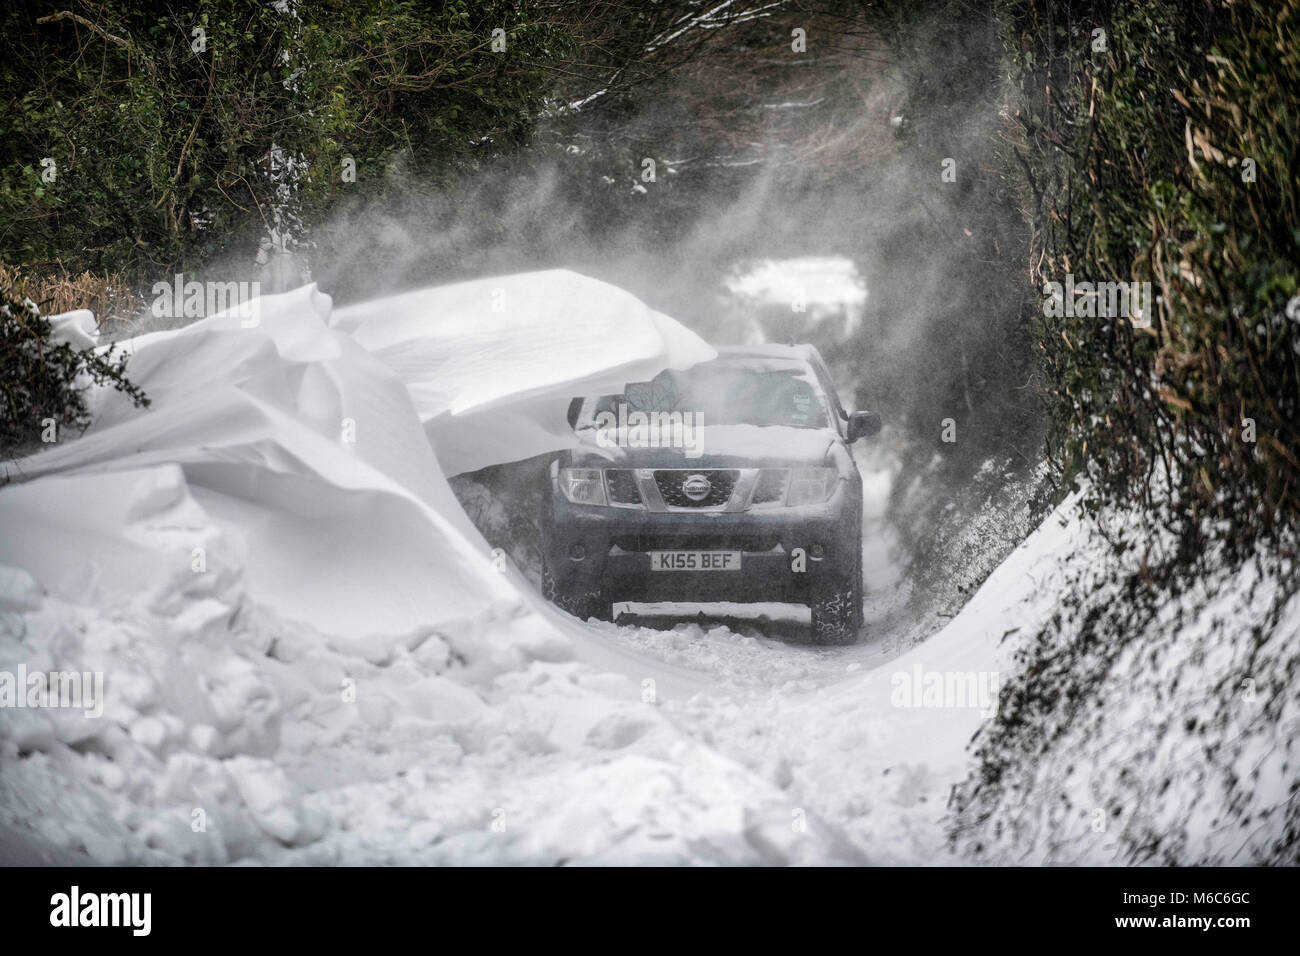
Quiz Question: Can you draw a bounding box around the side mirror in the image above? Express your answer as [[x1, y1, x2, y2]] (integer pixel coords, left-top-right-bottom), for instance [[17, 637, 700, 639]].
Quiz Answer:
[[847, 410, 882, 442]]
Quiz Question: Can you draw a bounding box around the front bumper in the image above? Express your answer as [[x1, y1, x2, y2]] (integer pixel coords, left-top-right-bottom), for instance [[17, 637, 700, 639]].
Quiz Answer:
[[541, 477, 861, 605]]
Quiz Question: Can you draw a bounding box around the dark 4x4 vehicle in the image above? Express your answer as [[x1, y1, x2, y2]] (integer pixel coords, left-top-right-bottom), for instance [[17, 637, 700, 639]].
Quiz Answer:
[[540, 344, 881, 644]]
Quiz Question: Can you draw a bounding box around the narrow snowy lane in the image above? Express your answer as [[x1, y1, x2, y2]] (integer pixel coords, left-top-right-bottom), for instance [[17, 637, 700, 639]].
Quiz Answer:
[[0, 274, 1045, 865], [494, 498, 1078, 865]]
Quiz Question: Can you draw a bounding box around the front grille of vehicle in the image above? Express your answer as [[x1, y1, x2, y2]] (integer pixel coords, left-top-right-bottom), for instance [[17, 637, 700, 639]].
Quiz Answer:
[[654, 469, 738, 508], [605, 469, 642, 506], [581, 467, 802, 511], [752, 468, 790, 505]]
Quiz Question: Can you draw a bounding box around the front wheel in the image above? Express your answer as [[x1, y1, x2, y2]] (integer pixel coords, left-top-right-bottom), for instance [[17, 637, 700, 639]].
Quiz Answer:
[[541, 562, 613, 622], [810, 570, 862, 645]]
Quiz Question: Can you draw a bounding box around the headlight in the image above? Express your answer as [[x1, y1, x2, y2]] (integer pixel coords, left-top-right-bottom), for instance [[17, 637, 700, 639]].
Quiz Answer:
[[558, 467, 608, 506], [786, 467, 837, 506]]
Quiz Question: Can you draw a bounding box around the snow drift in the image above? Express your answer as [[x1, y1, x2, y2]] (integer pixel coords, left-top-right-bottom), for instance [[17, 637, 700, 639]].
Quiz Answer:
[[0, 271, 862, 864], [331, 270, 716, 476], [7, 270, 1286, 865], [1, 273, 713, 643]]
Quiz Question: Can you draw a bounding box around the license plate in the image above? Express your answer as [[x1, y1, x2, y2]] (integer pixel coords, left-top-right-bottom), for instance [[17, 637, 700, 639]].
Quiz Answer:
[[649, 551, 741, 571]]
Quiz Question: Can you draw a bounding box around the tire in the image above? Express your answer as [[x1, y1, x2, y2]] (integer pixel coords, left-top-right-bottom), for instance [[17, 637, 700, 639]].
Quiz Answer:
[[541, 561, 613, 622], [810, 553, 863, 646]]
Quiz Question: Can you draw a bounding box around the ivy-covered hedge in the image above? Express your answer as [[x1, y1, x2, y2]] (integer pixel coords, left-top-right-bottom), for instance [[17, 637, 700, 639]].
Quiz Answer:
[[948, 0, 1300, 864], [1009, 0, 1299, 557]]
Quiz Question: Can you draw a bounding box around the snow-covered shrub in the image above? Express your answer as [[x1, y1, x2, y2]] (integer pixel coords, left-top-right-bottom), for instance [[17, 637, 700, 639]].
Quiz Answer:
[[0, 279, 148, 455]]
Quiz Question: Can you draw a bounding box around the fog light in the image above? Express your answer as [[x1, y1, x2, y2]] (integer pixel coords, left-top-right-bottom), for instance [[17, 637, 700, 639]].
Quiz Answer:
[[809, 543, 825, 560], [569, 543, 587, 561]]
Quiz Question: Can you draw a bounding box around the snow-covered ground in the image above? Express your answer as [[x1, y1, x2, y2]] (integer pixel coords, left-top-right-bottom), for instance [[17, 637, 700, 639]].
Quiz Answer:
[[2, 274, 1291, 865]]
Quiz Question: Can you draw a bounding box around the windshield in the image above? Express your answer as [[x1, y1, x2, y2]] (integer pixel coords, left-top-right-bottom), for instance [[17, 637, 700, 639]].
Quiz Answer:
[[585, 364, 829, 428]]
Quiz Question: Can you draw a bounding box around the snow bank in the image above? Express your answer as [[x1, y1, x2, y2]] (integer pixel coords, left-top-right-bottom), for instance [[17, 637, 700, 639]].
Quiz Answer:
[[2, 272, 712, 642], [3, 284, 514, 643], [947, 517, 1300, 865]]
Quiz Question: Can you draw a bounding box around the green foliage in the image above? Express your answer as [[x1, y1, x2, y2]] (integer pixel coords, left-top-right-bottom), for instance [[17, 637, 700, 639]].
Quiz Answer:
[[0, 1, 770, 289], [0, 278, 148, 454], [0, 0, 584, 283], [1007, 0, 1300, 555], [949, 0, 1300, 865]]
